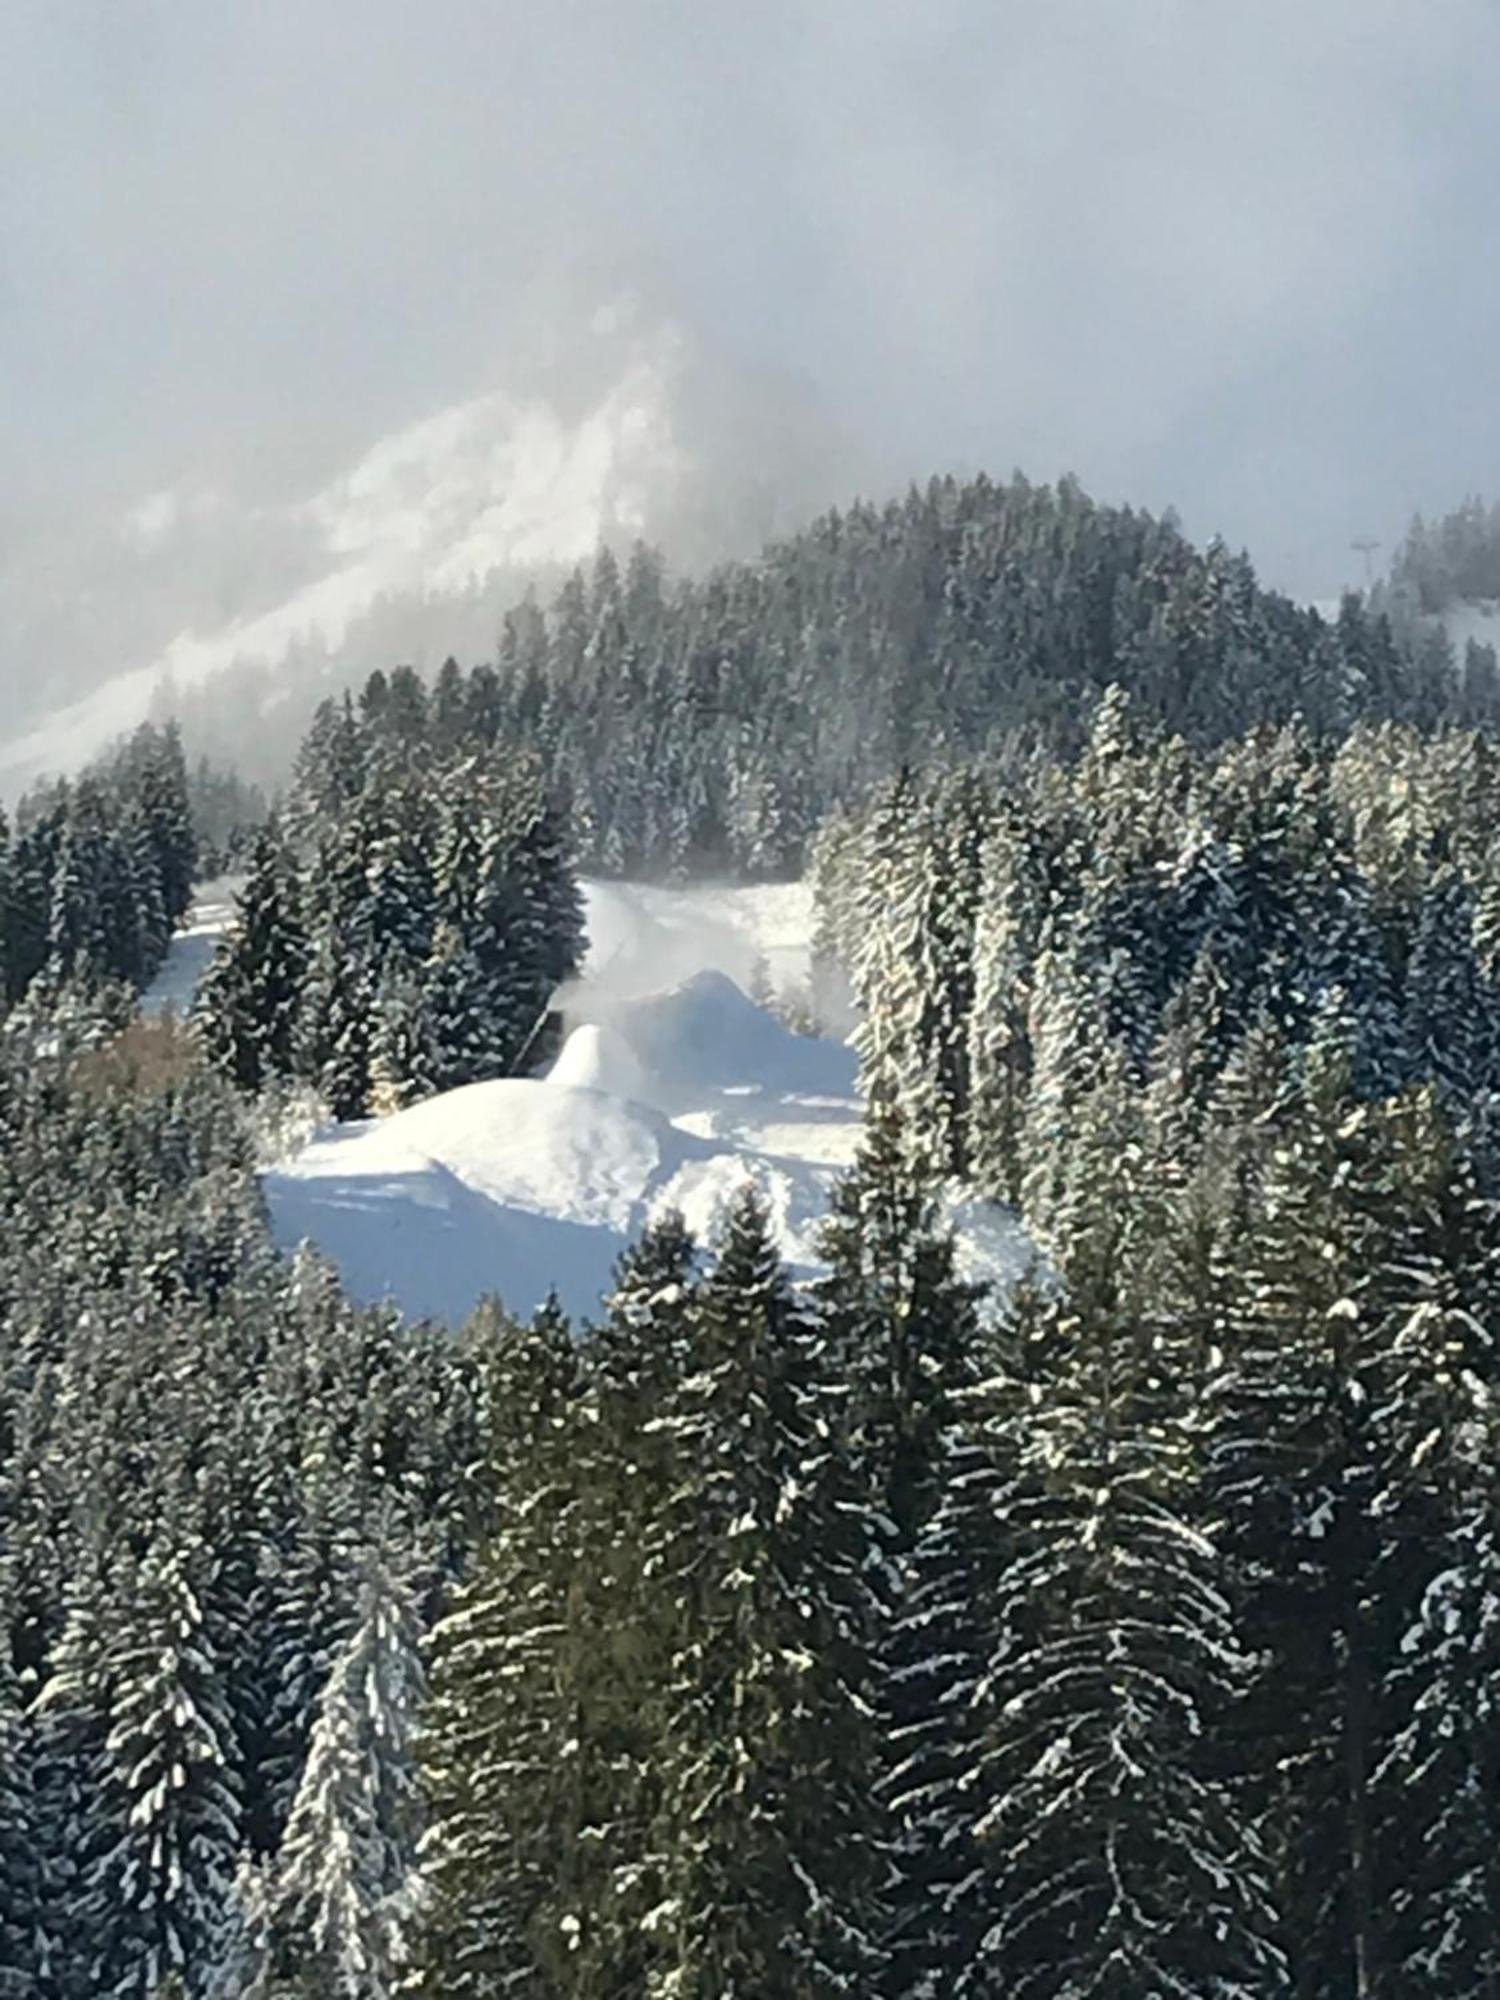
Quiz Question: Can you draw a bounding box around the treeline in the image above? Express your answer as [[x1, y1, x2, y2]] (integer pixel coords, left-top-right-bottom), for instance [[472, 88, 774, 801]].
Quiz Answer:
[[793, 687, 1500, 1990], [197, 718, 583, 1119], [0, 1007, 482, 1999], [268, 472, 1486, 886], [0, 722, 195, 1015], [815, 690, 1500, 1200], [5, 949, 1497, 1991], [1391, 492, 1500, 611]]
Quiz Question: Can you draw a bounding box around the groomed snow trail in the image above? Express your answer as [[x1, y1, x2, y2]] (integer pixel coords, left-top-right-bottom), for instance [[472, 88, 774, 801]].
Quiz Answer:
[[156, 876, 1034, 1325], [141, 878, 242, 1016]]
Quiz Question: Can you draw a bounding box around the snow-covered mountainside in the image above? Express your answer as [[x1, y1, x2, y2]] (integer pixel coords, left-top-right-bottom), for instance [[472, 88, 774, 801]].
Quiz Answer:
[[150, 876, 1032, 1325], [0, 306, 851, 797], [1, 341, 682, 792]]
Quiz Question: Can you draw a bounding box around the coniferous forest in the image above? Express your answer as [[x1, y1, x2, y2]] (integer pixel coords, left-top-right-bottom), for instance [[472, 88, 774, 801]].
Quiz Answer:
[[5, 474, 1500, 1996]]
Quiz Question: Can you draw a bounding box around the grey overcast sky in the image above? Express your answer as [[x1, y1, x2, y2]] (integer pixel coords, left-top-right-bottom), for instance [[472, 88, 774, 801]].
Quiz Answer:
[[3, 0, 1500, 596]]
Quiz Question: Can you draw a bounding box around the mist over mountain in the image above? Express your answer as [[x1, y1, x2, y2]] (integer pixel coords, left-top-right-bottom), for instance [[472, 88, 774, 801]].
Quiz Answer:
[[0, 294, 868, 791]]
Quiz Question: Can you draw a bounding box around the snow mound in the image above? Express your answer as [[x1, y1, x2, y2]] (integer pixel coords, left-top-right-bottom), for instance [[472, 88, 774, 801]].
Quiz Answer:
[[255, 880, 1034, 1327], [344, 1077, 707, 1234], [263, 1066, 836, 1326], [545, 1022, 653, 1103], [575, 969, 855, 1111]]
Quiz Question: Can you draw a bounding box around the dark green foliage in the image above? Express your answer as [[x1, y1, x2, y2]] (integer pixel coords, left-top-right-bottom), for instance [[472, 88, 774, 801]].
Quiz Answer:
[[0, 723, 195, 1013], [196, 825, 308, 1093], [202, 475, 1486, 892], [0, 1017, 477, 1998], [197, 728, 583, 1119], [640, 1190, 887, 1995], [14, 473, 1500, 1995]]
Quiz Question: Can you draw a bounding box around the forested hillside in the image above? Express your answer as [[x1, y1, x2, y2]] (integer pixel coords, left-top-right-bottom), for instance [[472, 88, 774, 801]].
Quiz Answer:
[[0, 723, 195, 1020], [284, 473, 1486, 885], [199, 722, 582, 1120], [6, 472, 1500, 1995], [1390, 494, 1500, 611]]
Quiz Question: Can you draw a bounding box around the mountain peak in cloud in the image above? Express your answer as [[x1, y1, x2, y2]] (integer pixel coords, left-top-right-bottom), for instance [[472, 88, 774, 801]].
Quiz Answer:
[[0, 304, 858, 794]]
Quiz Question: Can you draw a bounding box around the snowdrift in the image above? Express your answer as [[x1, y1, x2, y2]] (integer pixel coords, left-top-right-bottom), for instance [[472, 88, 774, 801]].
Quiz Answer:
[[561, 967, 856, 1113], [263, 966, 866, 1324], [126, 873, 1035, 1326]]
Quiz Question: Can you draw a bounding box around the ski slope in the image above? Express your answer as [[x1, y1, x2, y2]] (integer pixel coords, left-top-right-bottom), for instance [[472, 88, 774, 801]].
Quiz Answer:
[[156, 875, 1034, 1326], [141, 878, 242, 1017]]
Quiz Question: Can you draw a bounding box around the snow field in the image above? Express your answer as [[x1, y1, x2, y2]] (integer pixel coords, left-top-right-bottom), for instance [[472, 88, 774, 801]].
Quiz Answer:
[[141, 878, 243, 1017], [159, 874, 1033, 1324]]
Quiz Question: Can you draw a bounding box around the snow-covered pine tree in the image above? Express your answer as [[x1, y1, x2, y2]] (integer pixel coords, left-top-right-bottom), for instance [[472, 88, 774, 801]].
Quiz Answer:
[[817, 1086, 987, 1549], [1403, 855, 1496, 1105], [295, 831, 376, 1121], [26, 1549, 115, 2000], [1364, 1089, 1500, 1993], [0, 1606, 40, 1996], [813, 1100, 989, 1989], [44, 779, 112, 986], [850, 773, 981, 1176], [255, 1552, 426, 1999], [128, 721, 197, 932], [409, 1307, 586, 1996], [1018, 939, 1117, 1241], [197, 825, 308, 1094], [361, 782, 437, 974], [1206, 1020, 1416, 1995], [965, 802, 1052, 1206], [250, 1458, 365, 1851], [0, 800, 59, 1005], [923, 1269, 1288, 1997], [643, 1187, 886, 1995], [81, 1542, 243, 1999], [368, 959, 442, 1116]]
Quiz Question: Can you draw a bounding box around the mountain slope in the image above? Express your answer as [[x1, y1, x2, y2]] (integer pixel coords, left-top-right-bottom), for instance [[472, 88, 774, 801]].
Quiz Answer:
[[0, 306, 852, 794]]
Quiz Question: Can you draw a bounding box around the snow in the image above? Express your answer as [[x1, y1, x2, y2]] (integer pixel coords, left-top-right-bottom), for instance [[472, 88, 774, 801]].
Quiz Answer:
[[262, 969, 863, 1325], [143, 873, 1032, 1326], [257, 877, 1034, 1326], [140, 879, 242, 1018], [1441, 597, 1500, 661]]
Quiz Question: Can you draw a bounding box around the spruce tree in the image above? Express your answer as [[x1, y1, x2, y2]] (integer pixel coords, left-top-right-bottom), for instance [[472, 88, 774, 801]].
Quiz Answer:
[[256, 1554, 426, 1999], [411, 1308, 586, 1995], [197, 826, 308, 1094], [644, 1188, 886, 1995], [918, 1275, 1287, 1996], [82, 1543, 243, 1999]]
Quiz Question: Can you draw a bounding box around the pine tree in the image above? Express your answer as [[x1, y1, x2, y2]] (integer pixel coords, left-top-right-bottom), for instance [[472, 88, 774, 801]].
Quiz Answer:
[[81, 1543, 243, 1999], [257, 1554, 426, 1999], [296, 833, 376, 1121], [644, 1188, 886, 1994], [410, 1308, 586, 1996], [1365, 1092, 1500, 1994], [965, 806, 1049, 1205], [369, 960, 442, 1116], [1206, 1028, 1415, 1995], [0, 1612, 40, 1996], [919, 1274, 1287, 1996], [197, 826, 308, 1094], [1403, 857, 1495, 1103]]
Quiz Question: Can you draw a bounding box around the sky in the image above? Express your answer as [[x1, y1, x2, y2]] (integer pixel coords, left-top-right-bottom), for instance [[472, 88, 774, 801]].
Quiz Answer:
[[3, 0, 1500, 608]]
